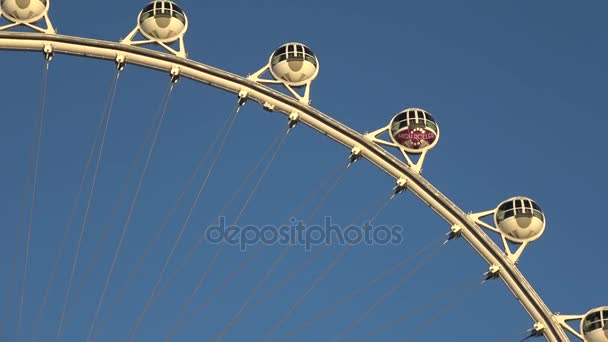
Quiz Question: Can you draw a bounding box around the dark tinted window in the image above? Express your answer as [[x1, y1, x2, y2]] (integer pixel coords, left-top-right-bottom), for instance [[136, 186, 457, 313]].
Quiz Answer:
[[499, 201, 514, 211], [274, 46, 286, 56], [408, 110, 416, 121], [143, 3, 154, 12]]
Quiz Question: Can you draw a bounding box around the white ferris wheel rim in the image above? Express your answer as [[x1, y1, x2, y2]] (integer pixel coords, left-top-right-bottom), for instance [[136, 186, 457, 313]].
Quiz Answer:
[[0, 31, 570, 342]]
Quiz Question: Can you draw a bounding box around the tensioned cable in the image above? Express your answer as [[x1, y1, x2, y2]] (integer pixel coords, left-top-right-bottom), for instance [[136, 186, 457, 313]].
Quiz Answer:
[[280, 235, 446, 340], [68, 85, 182, 333], [165, 126, 289, 340], [164, 244, 262, 341], [16, 59, 50, 342], [127, 102, 245, 340], [29, 65, 112, 342], [68, 91, 178, 342], [332, 242, 446, 341], [169, 160, 344, 337], [496, 330, 532, 342], [262, 192, 397, 340], [156, 132, 301, 298], [215, 164, 348, 341], [2, 94, 37, 342], [95, 102, 242, 334], [2, 164, 29, 342], [358, 278, 478, 341], [55, 68, 121, 342], [156, 124, 289, 299], [403, 281, 476, 341], [210, 166, 358, 332], [86, 80, 175, 342]]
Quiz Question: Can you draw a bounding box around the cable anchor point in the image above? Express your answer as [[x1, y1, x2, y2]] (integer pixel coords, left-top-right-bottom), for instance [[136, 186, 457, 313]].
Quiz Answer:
[[237, 89, 249, 107], [521, 322, 545, 340], [262, 102, 275, 112], [482, 264, 501, 284], [393, 177, 408, 197], [170, 66, 180, 84], [43, 44, 53, 61], [288, 112, 300, 129], [115, 55, 126, 71], [444, 224, 463, 245], [347, 146, 362, 167]]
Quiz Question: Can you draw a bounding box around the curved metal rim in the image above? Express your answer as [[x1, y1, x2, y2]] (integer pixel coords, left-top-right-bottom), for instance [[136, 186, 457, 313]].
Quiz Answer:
[[0, 31, 569, 341]]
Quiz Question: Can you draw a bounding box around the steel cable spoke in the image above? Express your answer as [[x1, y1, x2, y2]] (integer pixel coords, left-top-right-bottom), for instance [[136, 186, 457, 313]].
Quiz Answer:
[[332, 242, 446, 341], [157, 124, 288, 298], [165, 126, 289, 340], [3, 98, 36, 342], [164, 247, 262, 341], [55, 68, 121, 342], [262, 192, 396, 340], [16, 59, 50, 342], [166, 162, 345, 340], [86, 80, 175, 342], [403, 282, 477, 341], [281, 235, 446, 340], [216, 165, 348, 341], [30, 73, 107, 341], [357, 278, 478, 341], [127, 102, 244, 340], [219, 173, 381, 330], [78, 84, 186, 335]]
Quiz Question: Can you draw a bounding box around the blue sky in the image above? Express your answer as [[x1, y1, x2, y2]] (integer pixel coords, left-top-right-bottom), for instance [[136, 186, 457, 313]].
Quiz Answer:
[[0, 0, 606, 341]]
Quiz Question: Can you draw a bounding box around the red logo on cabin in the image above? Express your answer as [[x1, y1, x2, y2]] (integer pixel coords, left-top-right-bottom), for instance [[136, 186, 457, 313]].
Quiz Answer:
[[393, 128, 436, 149]]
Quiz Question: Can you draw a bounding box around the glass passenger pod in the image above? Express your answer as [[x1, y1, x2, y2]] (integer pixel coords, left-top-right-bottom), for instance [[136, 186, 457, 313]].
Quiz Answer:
[[138, 1, 187, 42], [389, 108, 439, 154], [493, 197, 545, 242], [268, 42, 319, 87], [0, 0, 48, 23], [581, 307, 608, 342]]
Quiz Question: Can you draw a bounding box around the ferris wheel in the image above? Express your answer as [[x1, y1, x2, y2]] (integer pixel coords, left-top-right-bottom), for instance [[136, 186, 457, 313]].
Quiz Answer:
[[0, 1, 605, 341]]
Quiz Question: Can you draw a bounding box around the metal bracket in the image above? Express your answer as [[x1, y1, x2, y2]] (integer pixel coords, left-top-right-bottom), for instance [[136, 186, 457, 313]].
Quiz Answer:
[[445, 224, 463, 244], [288, 112, 300, 128], [237, 89, 249, 107], [43, 44, 53, 61], [247, 65, 313, 104], [115, 55, 126, 71], [482, 264, 500, 283], [554, 314, 585, 340], [393, 177, 408, 195], [348, 146, 363, 167], [263, 102, 275, 112], [170, 66, 180, 83], [531, 322, 545, 336], [363, 125, 428, 173]]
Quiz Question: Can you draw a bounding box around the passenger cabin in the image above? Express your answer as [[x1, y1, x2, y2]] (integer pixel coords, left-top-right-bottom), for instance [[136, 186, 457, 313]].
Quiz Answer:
[[583, 308, 608, 342], [494, 197, 545, 241], [269, 43, 319, 86], [139, 1, 187, 41], [389, 108, 439, 152]]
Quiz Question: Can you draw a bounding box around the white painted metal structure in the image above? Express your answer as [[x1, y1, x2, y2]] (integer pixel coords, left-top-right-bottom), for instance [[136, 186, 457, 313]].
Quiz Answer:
[[0, 2, 602, 341]]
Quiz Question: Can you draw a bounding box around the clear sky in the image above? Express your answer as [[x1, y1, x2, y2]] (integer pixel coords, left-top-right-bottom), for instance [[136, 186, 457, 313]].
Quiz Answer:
[[0, 0, 606, 341]]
